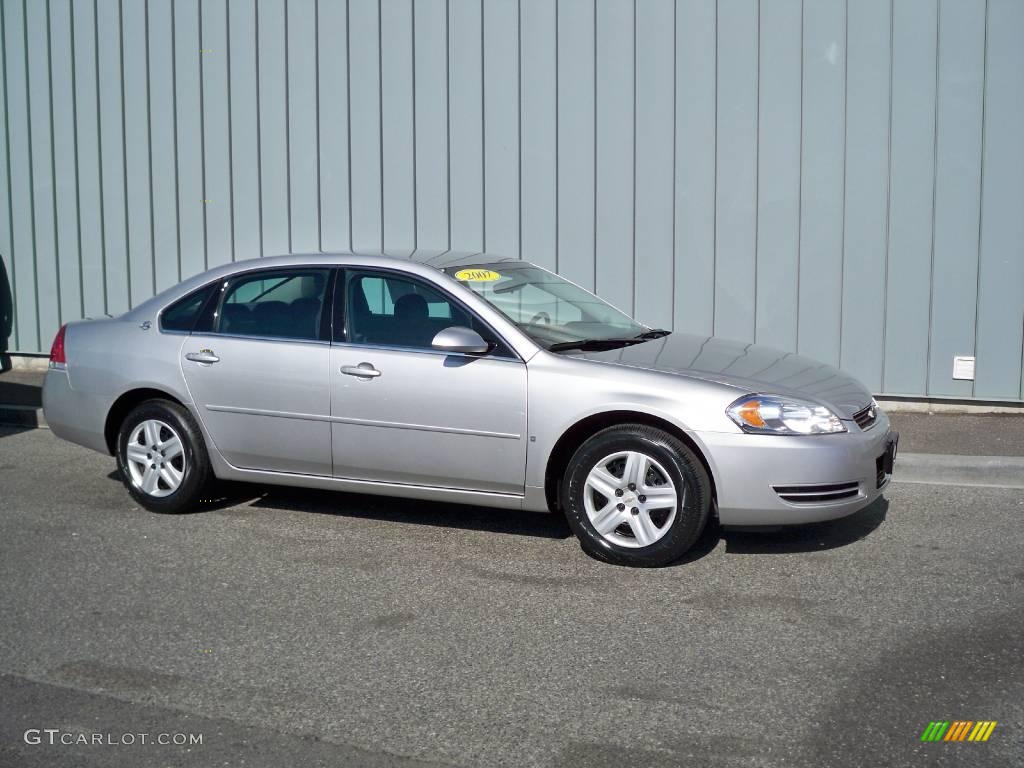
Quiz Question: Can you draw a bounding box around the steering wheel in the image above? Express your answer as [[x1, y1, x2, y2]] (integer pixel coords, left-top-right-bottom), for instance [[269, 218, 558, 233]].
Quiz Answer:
[[530, 311, 551, 325]]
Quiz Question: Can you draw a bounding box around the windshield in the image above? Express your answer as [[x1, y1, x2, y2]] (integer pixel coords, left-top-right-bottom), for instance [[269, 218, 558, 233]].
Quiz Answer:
[[445, 263, 651, 349]]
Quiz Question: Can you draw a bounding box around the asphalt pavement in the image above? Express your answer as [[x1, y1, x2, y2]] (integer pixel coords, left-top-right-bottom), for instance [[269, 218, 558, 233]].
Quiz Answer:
[[1, 425, 1022, 767]]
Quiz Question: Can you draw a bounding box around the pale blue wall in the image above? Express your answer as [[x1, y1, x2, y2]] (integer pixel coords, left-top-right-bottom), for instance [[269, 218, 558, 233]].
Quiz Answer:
[[1, 0, 1022, 401]]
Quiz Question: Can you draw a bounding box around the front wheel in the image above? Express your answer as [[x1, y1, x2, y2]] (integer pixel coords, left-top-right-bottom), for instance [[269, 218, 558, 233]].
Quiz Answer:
[[561, 425, 711, 567], [116, 399, 213, 513]]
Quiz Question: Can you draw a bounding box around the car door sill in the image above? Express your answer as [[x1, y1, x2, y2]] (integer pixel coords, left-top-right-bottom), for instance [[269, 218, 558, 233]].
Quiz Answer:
[[215, 463, 527, 510]]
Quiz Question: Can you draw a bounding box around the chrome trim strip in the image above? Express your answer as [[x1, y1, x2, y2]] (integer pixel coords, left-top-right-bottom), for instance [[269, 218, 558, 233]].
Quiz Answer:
[[331, 339, 520, 361], [199, 332, 332, 346], [205, 404, 521, 440], [219, 463, 526, 502]]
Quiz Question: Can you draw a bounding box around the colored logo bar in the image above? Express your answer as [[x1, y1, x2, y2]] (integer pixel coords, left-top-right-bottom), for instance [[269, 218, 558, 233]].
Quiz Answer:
[[921, 721, 997, 742]]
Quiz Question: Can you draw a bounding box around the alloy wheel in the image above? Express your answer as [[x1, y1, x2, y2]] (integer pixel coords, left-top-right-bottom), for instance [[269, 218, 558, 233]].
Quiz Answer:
[[125, 419, 186, 498], [583, 450, 681, 548]]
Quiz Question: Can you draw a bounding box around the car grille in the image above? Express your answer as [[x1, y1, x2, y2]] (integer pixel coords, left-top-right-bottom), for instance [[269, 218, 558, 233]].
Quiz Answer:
[[772, 481, 861, 505], [853, 404, 877, 430]]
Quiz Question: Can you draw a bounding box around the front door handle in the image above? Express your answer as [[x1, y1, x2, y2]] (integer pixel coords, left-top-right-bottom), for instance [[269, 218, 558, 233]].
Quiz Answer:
[[185, 350, 220, 364], [340, 363, 381, 379]]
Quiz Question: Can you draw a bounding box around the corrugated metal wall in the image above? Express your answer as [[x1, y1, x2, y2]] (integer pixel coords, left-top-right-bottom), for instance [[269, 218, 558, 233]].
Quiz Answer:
[[1, 0, 1022, 400]]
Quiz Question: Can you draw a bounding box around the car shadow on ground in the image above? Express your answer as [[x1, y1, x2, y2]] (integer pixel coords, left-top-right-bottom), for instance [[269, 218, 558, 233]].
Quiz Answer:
[[717, 497, 889, 556], [105, 469, 574, 539], [245, 485, 575, 539], [105, 469, 889, 553]]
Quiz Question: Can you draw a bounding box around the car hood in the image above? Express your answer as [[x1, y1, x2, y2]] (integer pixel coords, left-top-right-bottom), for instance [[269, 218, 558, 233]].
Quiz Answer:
[[572, 333, 874, 419]]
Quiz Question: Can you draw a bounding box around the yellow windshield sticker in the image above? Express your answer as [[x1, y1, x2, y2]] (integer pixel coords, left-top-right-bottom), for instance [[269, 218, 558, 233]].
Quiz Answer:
[[455, 268, 501, 282]]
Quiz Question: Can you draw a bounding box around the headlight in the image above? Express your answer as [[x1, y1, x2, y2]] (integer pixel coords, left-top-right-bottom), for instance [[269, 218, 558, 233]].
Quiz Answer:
[[726, 394, 846, 435]]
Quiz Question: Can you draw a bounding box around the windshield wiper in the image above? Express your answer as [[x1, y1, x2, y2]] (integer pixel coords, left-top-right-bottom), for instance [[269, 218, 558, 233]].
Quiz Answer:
[[547, 337, 649, 353], [635, 328, 671, 340], [547, 328, 671, 353]]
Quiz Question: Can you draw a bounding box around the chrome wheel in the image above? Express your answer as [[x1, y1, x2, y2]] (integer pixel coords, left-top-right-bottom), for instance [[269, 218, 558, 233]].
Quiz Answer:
[[125, 419, 186, 498], [583, 450, 680, 548]]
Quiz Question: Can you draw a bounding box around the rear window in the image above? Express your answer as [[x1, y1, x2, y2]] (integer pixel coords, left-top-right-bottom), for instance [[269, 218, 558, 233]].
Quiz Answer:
[[160, 286, 214, 333]]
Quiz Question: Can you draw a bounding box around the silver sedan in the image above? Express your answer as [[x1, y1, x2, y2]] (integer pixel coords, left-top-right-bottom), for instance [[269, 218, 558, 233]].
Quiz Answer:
[[43, 252, 897, 567]]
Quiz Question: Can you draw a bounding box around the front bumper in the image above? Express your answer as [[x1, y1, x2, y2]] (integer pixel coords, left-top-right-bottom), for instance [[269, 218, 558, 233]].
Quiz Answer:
[[697, 410, 897, 526]]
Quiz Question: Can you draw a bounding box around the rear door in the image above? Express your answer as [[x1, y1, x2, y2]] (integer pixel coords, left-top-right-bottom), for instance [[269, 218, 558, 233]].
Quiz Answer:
[[330, 268, 528, 494], [180, 267, 335, 476]]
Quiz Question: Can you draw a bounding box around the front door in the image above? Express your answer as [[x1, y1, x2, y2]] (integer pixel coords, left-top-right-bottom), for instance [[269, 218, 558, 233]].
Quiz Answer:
[[180, 267, 333, 476], [330, 269, 528, 494]]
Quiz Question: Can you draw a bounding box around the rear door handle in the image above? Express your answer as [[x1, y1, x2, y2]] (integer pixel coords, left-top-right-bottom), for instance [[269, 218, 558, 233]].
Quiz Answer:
[[185, 350, 220, 364], [340, 363, 381, 379]]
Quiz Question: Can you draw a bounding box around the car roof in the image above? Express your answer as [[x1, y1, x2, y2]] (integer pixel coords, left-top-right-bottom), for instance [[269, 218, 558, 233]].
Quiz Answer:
[[124, 250, 531, 318], [196, 250, 527, 274]]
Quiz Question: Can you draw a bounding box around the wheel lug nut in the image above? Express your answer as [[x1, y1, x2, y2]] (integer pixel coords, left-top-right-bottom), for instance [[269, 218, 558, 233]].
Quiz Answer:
[[631, 507, 639, 515], [628, 483, 636, 491], [615, 489, 624, 497], [638, 495, 646, 503], [616, 503, 625, 511]]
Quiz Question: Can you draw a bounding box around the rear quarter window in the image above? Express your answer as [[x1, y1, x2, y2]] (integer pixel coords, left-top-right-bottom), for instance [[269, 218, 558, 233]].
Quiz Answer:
[[160, 286, 214, 332]]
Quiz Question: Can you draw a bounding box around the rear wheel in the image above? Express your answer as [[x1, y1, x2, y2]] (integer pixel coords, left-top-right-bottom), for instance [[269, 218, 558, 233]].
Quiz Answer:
[[116, 399, 213, 513], [561, 424, 711, 567]]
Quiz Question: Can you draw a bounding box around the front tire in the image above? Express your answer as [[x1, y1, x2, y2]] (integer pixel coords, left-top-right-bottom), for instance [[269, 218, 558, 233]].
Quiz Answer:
[[561, 424, 711, 567], [116, 399, 213, 514]]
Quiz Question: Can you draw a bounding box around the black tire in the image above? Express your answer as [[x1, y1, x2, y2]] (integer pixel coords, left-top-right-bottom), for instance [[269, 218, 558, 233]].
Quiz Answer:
[[115, 399, 213, 514], [561, 424, 711, 567]]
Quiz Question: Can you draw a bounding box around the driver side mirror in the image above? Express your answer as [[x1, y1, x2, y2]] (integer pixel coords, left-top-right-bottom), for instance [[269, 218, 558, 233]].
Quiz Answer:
[[431, 326, 490, 355]]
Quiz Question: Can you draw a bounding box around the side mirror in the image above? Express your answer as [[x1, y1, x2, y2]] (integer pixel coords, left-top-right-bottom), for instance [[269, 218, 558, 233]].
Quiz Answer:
[[431, 326, 490, 355]]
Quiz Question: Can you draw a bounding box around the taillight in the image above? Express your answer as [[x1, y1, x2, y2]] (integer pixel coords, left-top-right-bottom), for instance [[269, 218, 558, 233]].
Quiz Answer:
[[49, 324, 67, 365]]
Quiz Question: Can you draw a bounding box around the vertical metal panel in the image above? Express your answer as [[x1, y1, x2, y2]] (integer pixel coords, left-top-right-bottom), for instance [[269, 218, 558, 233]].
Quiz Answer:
[[797, 0, 845, 365], [286, 0, 320, 254], [256, 0, 290, 256], [840, 0, 890, 393], [175, 0, 206, 277], [883, 0, 937, 395], [412, 0, 448, 250], [975, 0, 1024, 399], [228, 0, 261, 262], [483, 0, 520, 258], [557, 0, 598, 290], [380, 0, 416, 253], [149, 0, 180, 291], [555, 0, 594, 290], [594, 0, 634, 315], [520, 0, 556, 271], [714, 0, 757, 342], [448, 0, 483, 252], [70, 0, 105, 318], [348, 0, 382, 251], [49, 0, 83, 326], [27, 0, 60, 341], [3, 0, 1023, 403], [633, 0, 674, 330], [0, 0, 14, 350], [96, 0, 129, 313], [3, 0, 35, 351], [122, 0, 154, 300], [673, 0, 715, 336], [317, 0, 350, 251], [928, 0, 985, 397], [203, 0, 234, 264], [755, 0, 800, 349]]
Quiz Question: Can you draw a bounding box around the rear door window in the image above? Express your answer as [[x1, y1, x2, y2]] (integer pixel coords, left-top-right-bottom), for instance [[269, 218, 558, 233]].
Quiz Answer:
[[215, 269, 330, 341]]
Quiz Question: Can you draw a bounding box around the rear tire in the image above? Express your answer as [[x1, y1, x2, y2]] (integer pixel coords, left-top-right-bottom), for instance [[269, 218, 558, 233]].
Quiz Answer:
[[116, 399, 213, 514], [561, 424, 711, 567]]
